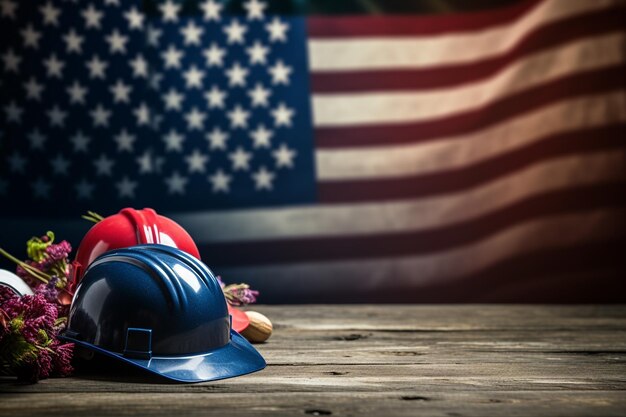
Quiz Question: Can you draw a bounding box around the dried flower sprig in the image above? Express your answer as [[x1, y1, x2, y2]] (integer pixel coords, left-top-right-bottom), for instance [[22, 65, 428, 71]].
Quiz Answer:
[[0, 287, 73, 383], [0, 232, 74, 300], [216, 276, 259, 306]]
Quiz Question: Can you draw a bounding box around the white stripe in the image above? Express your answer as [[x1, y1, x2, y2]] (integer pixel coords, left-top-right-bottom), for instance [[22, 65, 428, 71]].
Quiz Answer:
[[307, 0, 618, 71], [0, 152, 620, 245], [170, 151, 622, 242], [216, 208, 624, 298], [316, 92, 626, 179], [312, 32, 625, 127]]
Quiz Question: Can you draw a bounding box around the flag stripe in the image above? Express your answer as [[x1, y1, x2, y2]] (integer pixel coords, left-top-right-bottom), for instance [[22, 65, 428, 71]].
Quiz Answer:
[[210, 209, 624, 299], [311, 33, 624, 127], [314, 66, 624, 147], [318, 125, 624, 203], [316, 92, 625, 180], [310, 8, 624, 93], [307, 0, 618, 70], [343, 238, 626, 303], [307, 0, 543, 38]]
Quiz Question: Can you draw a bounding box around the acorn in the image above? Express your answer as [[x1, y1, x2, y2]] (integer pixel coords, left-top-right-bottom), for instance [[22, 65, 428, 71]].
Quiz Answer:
[[241, 311, 273, 343]]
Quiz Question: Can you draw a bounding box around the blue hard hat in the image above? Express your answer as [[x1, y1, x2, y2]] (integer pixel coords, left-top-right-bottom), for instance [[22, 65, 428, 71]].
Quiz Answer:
[[60, 244, 266, 382]]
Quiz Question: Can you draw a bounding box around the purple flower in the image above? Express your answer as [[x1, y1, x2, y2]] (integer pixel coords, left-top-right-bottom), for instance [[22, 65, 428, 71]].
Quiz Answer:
[[36, 276, 60, 304], [219, 278, 260, 306]]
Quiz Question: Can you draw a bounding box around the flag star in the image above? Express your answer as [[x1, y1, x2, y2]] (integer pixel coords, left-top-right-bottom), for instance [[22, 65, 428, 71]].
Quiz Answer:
[[185, 107, 206, 130], [180, 21, 203, 45], [24, 78, 44, 100], [243, 0, 266, 20], [85, 55, 107, 79], [110, 79, 132, 103], [273, 143, 297, 168], [204, 85, 227, 109], [208, 169, 231, 193], [130, 54, 148, 78], [227, 105, 250, 128], [163, 129, 185, 152], [252, 166, 274, 190], [159, 0, 180, 22], [200, 0, 222, 21], [124, 7, 144, 30], [1, 0, 17, 19], [183, 65, 205, 89], [206, 127, 228, 150], [21, 24, 41, 49], [43, 54, 64, 78], [63, 29, 84, 53], [50, 153, 70, 175], [229, 147, 252, 171], [106, 29, 128, 54], [246, 41, 269, 65], [116, 176, 137, 198], [93, 154, 114, 176], [147, 26, 162, 46], [271, 102, 294, 127], [268, 60, 292, 85], [75, 179, 94, 200], [82, 5, 103, 29], [39, 1, 61, 26], [225, 62, 248, 87], [162, 44, 184, 69], [104, 0, 120, 6], [28, 129, 47, 150], [2, 49, 21, 72], [163, 88, 184, 111], [70, 131, 90, 152], [165, 171, 187, 194], [90, 104, 111, 127], [32, 178, 51, 199], [202, 43, 225, 67], [4, 101, 23, 123], [8, 152, 26, 173], [67, 81, 88, 104], [47, 105, 67, 127], [248, 83, 271, 107], [134, 102, 150, 125], [265, 17, 288, 42], [185, 149, 209, 173], [114, 129, 135, 152], [250, 124, 273, 148], [223, 19, 247, 44], [136, 151, 155, 173]]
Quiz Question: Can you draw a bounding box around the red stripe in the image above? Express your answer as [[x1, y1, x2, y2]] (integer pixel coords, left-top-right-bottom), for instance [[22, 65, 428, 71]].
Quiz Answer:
[[201, 182, 626, 267], [307, 0, 542, 37], [311, 9, 625, 93], [315, 66, 625, 148], [318, 124, 625, 203]]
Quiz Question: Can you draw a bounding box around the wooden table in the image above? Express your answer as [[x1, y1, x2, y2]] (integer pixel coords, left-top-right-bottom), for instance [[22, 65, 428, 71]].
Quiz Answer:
[[1, 305, 626, 416]]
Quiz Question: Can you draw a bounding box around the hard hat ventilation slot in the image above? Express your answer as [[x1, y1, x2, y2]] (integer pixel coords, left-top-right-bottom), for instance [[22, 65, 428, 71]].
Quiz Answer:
[[124, 327, 153, 360]]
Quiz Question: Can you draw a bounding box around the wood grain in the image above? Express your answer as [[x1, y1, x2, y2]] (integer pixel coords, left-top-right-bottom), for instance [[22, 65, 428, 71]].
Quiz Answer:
[[1, 305, 625, 416]]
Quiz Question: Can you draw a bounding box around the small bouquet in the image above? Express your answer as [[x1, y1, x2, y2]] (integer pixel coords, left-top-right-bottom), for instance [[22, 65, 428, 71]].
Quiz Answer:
[[0, 231, 75, 382]]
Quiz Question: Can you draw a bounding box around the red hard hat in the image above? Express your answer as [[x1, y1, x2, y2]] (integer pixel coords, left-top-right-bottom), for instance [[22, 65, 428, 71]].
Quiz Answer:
[[73, 208, 200, 283], [72, 207, 250, 332]]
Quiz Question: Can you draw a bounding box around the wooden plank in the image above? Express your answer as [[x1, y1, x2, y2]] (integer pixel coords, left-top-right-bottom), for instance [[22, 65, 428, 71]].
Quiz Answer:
[[1, 391, 625, 417], [0, 305, 625, 416]]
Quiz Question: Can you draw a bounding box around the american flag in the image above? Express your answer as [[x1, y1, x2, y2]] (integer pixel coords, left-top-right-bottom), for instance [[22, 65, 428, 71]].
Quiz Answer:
[[0, 0, 624, 302]]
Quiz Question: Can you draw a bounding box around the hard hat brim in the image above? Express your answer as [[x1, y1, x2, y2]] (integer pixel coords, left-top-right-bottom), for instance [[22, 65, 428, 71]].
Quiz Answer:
[[61, 330, 266, 383]]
